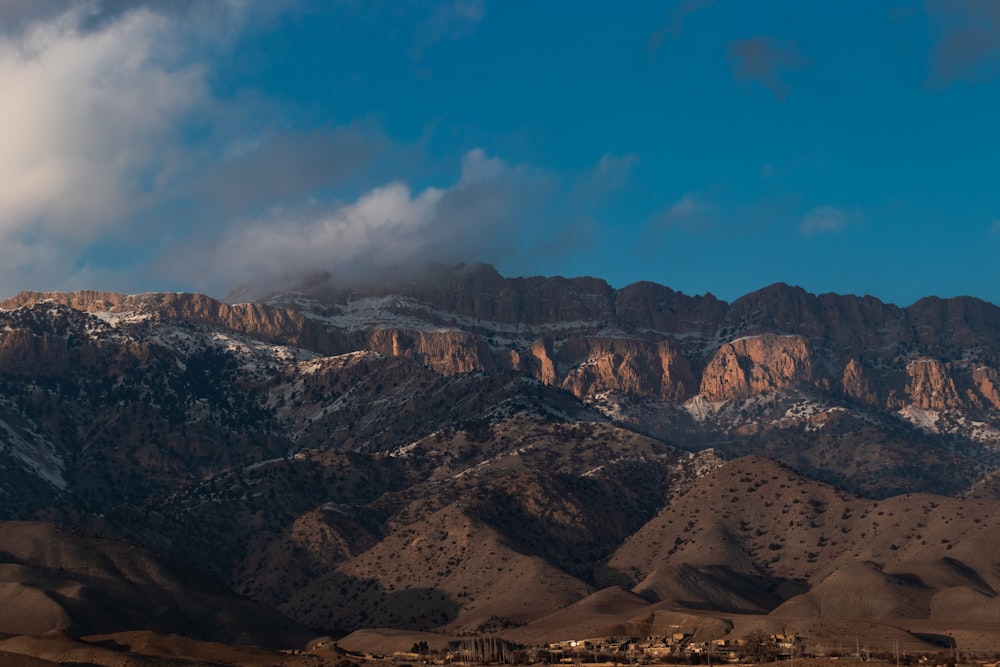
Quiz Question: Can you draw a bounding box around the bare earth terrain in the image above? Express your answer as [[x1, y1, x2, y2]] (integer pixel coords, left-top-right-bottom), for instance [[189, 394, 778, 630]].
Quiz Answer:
[[2, 266, 1000, 662]]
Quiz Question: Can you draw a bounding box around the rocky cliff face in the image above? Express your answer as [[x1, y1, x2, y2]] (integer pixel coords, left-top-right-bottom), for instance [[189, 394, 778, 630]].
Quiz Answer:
[[613, 281, 726, 339], [559, 338, 696, 401], [698, 335, 813, 401], [5, 265, 1000, 500], [973, 366, 1000, 410], [841, 357, 879, 406], [902, 358, 963, 410], [14, 268, 998, 411], [366, 328, 495, 375], [257, 267, 1000, 410], [8, 268, 1000, 418], [1, 290, 346, 355]]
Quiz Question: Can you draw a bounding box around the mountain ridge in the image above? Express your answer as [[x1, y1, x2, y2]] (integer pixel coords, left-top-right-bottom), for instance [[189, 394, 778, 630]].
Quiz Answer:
[[8, 265, 999, 483], [3, 265, 1000, 654]]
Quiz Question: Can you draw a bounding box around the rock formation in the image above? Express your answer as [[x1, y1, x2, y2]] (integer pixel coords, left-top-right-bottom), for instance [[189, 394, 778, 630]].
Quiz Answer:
[[699, 335, 813, 401], [904, 358, 963, 410], [841, 357, 879, 406]]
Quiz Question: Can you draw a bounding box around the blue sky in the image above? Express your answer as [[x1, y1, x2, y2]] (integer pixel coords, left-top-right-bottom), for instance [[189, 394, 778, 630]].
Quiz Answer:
[[1, 1, 998, 306]]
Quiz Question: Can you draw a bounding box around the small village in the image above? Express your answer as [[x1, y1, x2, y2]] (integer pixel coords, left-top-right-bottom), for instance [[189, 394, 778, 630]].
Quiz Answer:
[[369, 632, 827, 665], [340, 631, 1000, 667], [542, 631, 799, 664]]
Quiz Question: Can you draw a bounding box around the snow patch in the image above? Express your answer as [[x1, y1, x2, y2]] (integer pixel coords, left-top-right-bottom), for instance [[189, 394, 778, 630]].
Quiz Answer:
[[90, 310, 152, 326], [898, 405, 940, 432], [389, 442, 420, 458], [0, 420, 66, 490], [242, 457, 286, 473], [684, 395, 724, 422]]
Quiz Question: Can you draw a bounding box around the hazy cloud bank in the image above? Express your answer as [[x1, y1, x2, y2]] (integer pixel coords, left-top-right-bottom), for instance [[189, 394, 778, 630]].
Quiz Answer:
[[176, 149, 560, 296]]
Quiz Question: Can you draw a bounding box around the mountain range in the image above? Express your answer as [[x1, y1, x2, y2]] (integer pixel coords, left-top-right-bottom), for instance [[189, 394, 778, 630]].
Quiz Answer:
[[2, 263, 1000, 662]]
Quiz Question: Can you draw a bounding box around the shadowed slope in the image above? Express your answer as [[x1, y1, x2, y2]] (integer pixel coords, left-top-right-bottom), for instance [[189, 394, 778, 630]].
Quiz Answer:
[[0, 522, 314, 648]]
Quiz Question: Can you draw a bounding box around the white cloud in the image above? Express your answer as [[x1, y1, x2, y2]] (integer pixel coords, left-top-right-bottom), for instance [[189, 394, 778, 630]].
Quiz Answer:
[[0, 6, 207, 292], [799, 205, 859, 236], [207, 182, 444, 289], [178, 148, 555, 296], [0, 3, 607, 299], [990, 220, 1000, 236], [0, 2, 316, 296], [667, 194, 702, 219]]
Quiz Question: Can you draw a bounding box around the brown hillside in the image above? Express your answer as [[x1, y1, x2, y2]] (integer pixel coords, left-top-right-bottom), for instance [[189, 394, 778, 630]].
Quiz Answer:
[[0, 522, 314, 648], [607, 456, 1000, 621]]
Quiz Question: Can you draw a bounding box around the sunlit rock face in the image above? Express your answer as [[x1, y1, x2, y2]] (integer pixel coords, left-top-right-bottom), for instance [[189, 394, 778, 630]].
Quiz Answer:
[[698, 334, 813, 401]]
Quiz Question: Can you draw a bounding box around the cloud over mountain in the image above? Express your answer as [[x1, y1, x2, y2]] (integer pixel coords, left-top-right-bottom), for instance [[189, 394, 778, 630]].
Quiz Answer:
[[179, 149, 554, 296], [2, 2, 999, 308]]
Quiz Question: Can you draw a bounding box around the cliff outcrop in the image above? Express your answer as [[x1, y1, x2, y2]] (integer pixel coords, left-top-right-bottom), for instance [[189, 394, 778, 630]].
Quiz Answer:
[[5, 268, 1000, 417], [559, 338, 696, 401], [0, 328, 71, 376], [613, 281, 726, 341], [903, 358, 963, 411], [366, 328, 495, 375], [1, 290, 348, 358], [972, 366, 1000, 410], [841, 358, 879, 406], [699, 334, 813, 401]]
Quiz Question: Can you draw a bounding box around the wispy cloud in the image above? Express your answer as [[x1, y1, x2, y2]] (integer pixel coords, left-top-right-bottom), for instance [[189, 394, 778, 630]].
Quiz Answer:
[[990, 220, 1000, 237], [925, 0, 1000, 87], [727, 36, 811, 101], [411, 0, 485, 62], [649, 193, 719, 231], [571, 152, 639, 205], [799, 206, 861, 236], [0, 0, 68, 38], [0, 0, 196, 38], [646, 0, 714, 54], [202, 122, 389, 216]]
